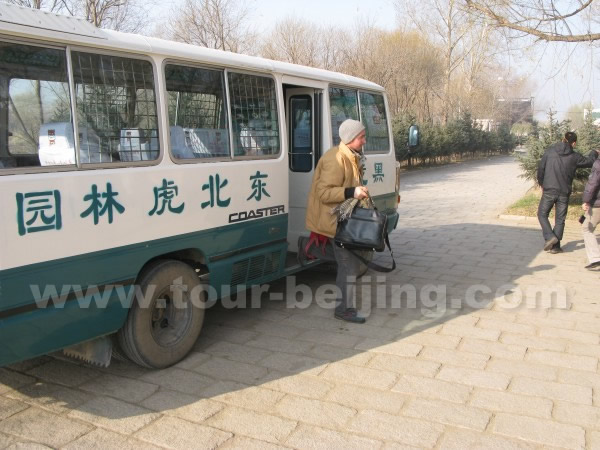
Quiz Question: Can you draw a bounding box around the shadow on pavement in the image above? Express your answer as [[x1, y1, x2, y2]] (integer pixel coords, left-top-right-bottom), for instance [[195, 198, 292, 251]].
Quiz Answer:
[[1, 221, 564, 422]]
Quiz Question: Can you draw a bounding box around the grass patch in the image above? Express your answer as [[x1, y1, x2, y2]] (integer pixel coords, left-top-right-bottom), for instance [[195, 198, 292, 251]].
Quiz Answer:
[[506, 189, 583, 220]]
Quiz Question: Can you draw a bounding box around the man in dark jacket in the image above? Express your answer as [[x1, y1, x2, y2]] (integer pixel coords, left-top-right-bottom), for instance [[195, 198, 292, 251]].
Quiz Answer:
[[582, 158, 600, 269], [537, 132, 599, 253]]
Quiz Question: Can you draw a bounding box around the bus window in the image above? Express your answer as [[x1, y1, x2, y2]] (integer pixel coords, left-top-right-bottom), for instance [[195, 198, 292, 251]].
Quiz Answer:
[[289, 95, 312, 172], [165, 64, 229, 159], [71, 51, 159, 163], [228, 73, 280, 157], [359, 92, 390, 153], [329, 87, 358, 146], [0, 41, 73, 168]]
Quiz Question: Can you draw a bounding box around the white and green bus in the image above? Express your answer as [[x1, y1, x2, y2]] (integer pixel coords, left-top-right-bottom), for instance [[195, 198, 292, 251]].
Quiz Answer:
[[0, 2, 404, 368]]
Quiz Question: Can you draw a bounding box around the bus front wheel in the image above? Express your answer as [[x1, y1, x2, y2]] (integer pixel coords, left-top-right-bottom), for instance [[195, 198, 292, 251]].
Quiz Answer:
[[118, 260, 205, 369]]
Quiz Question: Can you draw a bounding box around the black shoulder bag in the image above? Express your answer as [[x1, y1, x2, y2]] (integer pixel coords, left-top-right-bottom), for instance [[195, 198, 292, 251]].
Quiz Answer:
[[333, 196, 396, 272]]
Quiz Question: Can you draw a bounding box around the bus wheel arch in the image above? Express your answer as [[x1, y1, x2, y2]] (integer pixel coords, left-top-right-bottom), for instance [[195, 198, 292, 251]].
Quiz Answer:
[[117, 259, 206, 368]]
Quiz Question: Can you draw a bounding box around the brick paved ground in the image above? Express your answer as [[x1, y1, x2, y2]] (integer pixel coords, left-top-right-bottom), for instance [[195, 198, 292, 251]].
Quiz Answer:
[[1, 155, 599, 449]]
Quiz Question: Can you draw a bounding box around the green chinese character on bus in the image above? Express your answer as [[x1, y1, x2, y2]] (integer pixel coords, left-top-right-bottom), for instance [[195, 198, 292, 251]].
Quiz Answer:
[[201, 174, 231, 209], [80, 182, 125, 225], [247, 171, 270, 201], [149, 178, 185, 215], [16, 190, 62, 236], [373, 162, 384, 183]]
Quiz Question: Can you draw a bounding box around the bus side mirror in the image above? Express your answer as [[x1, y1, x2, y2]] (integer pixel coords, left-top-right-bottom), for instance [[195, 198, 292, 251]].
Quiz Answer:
[[408, 125, 419, 148]]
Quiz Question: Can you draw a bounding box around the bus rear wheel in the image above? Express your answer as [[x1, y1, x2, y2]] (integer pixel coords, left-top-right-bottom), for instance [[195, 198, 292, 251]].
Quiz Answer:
[[118, 260, 205, 368]]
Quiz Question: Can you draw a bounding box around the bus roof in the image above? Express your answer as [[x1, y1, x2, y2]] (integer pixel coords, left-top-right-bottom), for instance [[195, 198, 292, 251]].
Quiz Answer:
[[0, 2, 383, 91]]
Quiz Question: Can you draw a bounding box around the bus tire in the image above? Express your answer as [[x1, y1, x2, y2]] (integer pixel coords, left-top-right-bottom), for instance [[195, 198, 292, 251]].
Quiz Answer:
[[118, 260, 205, 369]]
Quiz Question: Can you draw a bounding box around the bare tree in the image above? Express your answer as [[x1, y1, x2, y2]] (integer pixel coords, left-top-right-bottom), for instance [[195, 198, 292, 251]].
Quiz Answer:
[[5, 0, 62, 11], [260, 17, 349, 71], [60, 0, 151, 32], [166, 0, 256, 53], [463, 0, 600, 42]]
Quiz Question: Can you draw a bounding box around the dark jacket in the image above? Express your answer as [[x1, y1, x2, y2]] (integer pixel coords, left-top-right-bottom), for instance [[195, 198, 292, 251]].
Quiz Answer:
[[583, 159, 600, 208], [537, 141, 598, 195]]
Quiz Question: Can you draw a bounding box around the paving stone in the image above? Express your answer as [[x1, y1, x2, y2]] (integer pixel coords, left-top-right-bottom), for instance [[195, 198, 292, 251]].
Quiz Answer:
[[320, 363, 397, 390], [590, 431, 600, 450], [62, 428, 164, 450], [251, 320, 304, 339], [438, 428, 537, 450], [509, 377, 592, 405], [285, 424, 381, 450], [246, 334, 315, 355], [201, 381, 284, 412], [493, 412, 585, 449], [260, 373, 334, 400], [0, 369, 36, 394], [558, 368, 600, 389], [140, 367, 214, 395], [368, 354, 440, 377], [257, 352, 327, 375], [486, 358, 558, 381], [135, 416, 232, 449], [500, 333, 567, 352], [67, 396, 160, 434], [538, 326, 599, 344], [398, 333, 461, 349], [460, 338, 527, 360], [206, 406, 297, 444], [402, 397, 490, 431], [392, 373, 471, 403], [219, 435, 290, 449], [4, 382, 92, 415], [476, 318, 536, 335], [295, 329, 362, 349], [347, 410, 444, 447], [354, 338, 423, 357], [554, 401, 600, 429], [566, 342, 600, 359], [439, 324, 501, 341], [436, 366, 510, 390], [172, 351, 211, 370], [25, 360, 100, 387], [140, 390, 224, 422], [0, 407, 91, 448], [525, 350, 598, 372], [193, 356, 269, 384], [275, 394, 356, 428], [79, 373, 158, 404], [469, 388, 553, 418], [0, 397, 27, 421], [419, 346, 489, 369], [203, 341, 271, 364], [325, 383, 406, 414], [0, 432, 16, 448], [306, 344, 374, 367]]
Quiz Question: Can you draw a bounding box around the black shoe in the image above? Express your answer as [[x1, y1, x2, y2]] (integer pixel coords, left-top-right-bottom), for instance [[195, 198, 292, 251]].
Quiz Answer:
[[334, 308, 366, 324], [549, 246, 563, 254], [585, 261, 600, 270], [543, 236, 559, 251]]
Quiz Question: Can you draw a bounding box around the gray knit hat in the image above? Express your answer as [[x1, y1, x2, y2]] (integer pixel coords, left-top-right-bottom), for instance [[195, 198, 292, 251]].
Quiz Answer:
[[339, 119, 365, 144]]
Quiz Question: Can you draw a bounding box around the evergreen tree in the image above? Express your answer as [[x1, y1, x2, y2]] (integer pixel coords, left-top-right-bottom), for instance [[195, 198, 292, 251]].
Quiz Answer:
[[517, 110, 561, 185]]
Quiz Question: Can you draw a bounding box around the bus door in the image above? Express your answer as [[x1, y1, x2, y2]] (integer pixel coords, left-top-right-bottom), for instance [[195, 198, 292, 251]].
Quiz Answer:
[[284, 84, 323, 252]]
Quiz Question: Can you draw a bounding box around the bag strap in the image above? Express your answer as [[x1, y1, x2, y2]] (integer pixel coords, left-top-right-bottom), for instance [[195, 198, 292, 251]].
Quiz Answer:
[[347, 233, 396, 273]]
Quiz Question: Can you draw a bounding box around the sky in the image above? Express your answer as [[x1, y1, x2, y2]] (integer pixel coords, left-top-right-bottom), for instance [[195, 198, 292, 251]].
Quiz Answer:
[[254, 0, 600, 122], [164, 0, 600, 122]]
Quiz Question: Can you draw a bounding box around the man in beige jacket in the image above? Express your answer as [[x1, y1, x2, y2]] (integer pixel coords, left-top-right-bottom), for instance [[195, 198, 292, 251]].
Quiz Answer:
[[305, 119, 370, 323]]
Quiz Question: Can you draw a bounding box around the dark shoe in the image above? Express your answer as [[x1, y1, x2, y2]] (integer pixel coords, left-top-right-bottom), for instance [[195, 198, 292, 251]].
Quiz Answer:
[[549, 246, 563, 254], [334, 308, 366, 324], [585, 261, 600, 270], [543, 236, 559, 251]]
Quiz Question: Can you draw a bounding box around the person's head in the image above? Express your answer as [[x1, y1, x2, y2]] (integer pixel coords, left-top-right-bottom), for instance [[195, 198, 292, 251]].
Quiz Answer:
[[339, 119, 366, 151], [563, 131, 577, 147]]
